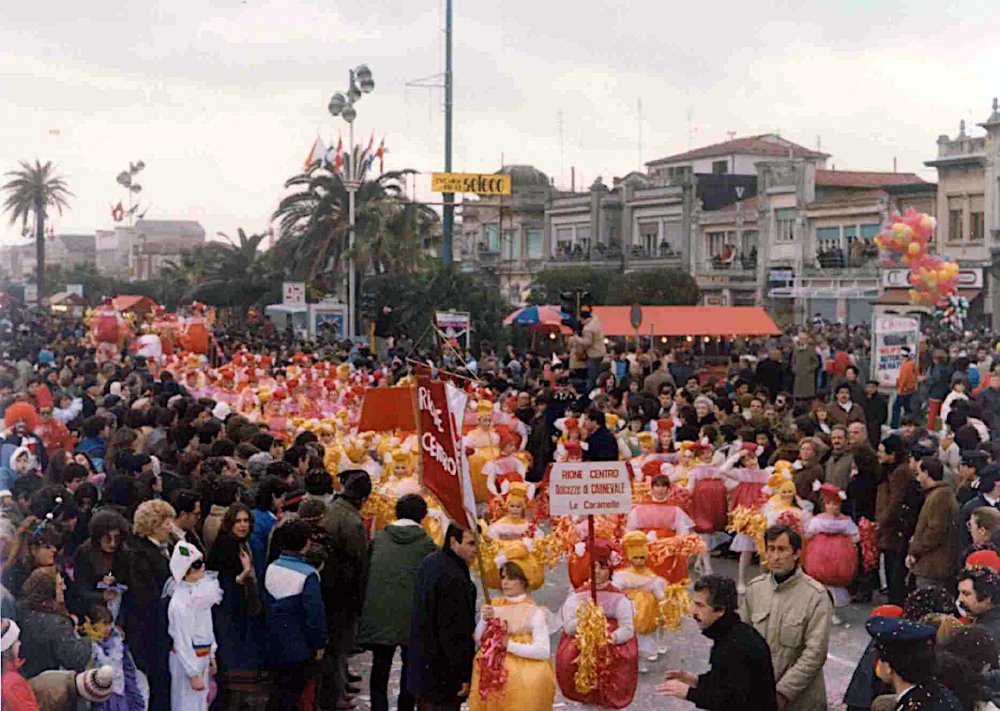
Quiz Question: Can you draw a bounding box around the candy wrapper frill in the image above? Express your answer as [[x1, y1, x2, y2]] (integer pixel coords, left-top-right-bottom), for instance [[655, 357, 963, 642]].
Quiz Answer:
[[859, 518, 879, 573], [476, 617, 509, 701], [659, 582, 692, 632], [573, 599, 612, 695], [360, 490, 396, 526], [647, 534, 707, 568], [727, 506, 768, 557]]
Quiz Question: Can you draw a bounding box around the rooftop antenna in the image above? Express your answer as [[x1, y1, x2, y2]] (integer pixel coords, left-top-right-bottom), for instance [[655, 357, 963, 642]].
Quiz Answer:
[[637, 99, 643, 171], [816, 135, 822, 152], [558, 109, 565, 188], [687, 109, 694, 148]]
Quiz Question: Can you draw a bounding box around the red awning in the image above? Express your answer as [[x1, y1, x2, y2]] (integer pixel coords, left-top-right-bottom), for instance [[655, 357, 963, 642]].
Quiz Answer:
[[592, 306, 781, 337]]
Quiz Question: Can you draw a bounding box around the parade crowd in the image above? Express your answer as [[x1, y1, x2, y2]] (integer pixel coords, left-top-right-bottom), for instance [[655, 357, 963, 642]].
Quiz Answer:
[[5, 301, 1000, 711]]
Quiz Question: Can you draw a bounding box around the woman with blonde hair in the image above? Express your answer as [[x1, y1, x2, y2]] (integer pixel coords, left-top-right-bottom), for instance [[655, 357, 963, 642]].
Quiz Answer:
[[125, 499, 176, 711]]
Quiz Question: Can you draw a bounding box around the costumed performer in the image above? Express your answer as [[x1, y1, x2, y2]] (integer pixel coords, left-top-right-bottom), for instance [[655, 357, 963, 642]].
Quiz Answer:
[[465, 401, 501, 503], [719, 442, 769, 593], [611, 531, 668, 671], [469, 562, 556, 711], [803, 482, 858, 623], [626, 474, 693, 584], [167, 541, 222, 711], [686, 440, 729, 575], [556, 539, 638, 709], [484, 432, 532, 500], [761, 465, 811, 534], [483, 483, 544, 590]]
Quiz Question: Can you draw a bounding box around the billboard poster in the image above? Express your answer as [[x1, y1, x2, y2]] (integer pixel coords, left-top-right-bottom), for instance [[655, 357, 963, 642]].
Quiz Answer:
[[872, 315, 920, 387]]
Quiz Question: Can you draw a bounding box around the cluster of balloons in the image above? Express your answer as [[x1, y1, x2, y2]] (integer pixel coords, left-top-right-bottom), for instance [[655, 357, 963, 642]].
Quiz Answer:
[[875, 208, 936, 264], [875, 209, 959, 306], [936, 293, 970, 333], [907, 256, 960, 306]]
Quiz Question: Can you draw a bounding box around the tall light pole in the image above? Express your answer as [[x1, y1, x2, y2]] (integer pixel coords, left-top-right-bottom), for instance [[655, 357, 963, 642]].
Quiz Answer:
[[328, 64, 374, 339], [441, 0, 454, 265]]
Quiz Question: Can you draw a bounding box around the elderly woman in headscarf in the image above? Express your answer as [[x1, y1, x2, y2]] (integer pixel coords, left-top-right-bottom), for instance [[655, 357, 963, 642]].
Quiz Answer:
[[16, 567, 92, 678]]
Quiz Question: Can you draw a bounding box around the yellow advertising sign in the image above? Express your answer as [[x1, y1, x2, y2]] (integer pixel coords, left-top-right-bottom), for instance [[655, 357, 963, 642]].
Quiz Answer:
[[431, 172, 512, 195]]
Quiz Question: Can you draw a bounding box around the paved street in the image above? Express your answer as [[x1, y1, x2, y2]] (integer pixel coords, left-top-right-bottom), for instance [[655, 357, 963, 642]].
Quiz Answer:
[[348, 554, 874, 710]]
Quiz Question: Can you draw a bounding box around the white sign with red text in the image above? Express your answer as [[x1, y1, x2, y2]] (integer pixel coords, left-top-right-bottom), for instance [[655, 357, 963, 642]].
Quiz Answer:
[[549, 462, 632, 516]]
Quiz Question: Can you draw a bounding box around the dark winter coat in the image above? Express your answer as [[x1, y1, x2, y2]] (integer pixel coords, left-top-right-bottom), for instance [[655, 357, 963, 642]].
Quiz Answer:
[[861, 393, 889, 447], [123, 536, 172, 711], [406, 547, 477, 704], [685, 610, 777, 711], [68, 538, 131, 617], [583, 425, 619, 462], [15, 607, 92, 678], [847, 442, 880, 521], [358, 523, 437, 647], [206, 531, 264, 673], [321, 495, 369, 650]]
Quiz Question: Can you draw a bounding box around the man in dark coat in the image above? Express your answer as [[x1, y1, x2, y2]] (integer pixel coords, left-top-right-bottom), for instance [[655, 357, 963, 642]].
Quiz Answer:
[[582, 408, 618, 462], [407, 524, 478, 710], [657, 575, 776, 711], [319, 470, 372, 710], [957, 466, 1000, 550], [862, 380, 889, 449], [755, 349, 787, 402]]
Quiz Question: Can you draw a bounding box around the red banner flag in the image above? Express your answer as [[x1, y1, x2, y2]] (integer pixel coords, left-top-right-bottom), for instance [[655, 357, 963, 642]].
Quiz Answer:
[[417, 376, 476, 529]]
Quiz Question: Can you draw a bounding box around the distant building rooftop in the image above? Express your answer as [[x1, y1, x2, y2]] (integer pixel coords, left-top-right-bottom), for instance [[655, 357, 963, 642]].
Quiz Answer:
[[814, 170, 926, 188], [646, 133, 828, 167]]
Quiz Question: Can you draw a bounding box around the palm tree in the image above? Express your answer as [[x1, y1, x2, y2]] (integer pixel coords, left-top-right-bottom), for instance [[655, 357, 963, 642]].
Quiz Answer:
[[271, 158, 423, 291], [2, 160, 73, 298], [172, 228, 277, 312], [353, 198, 440, 274]]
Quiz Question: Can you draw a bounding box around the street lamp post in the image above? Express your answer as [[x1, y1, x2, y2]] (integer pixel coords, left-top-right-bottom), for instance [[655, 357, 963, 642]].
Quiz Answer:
[[328, 64, 374, 339]]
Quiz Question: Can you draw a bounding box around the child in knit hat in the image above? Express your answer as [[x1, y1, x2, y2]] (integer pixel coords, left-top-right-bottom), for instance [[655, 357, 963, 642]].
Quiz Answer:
[[167, 541, 222, 710]]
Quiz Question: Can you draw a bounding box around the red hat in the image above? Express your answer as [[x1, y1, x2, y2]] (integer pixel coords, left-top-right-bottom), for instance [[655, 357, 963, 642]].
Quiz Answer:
[[817, 482, 846, 504], [642, 459, 664, 479], [590, 538, 613, 564], [656, 418, 673, 433], [499, 431, 519, 450], [870, 604, 904, 618], [690, 438, 713, 454], [564, 418, 579, 431], [740, 442, 760, 455], [966, 550, 1000, 572]]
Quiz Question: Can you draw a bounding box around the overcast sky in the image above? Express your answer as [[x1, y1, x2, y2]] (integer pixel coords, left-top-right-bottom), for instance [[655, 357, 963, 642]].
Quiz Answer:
[[2, 0, 998, 244]]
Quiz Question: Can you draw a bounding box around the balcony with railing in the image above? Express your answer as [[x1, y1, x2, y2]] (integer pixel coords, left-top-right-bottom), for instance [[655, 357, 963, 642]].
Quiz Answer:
[[808, 240, 879, 273]]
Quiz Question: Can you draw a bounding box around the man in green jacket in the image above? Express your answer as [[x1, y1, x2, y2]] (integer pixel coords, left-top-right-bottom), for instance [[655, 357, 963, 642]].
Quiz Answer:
[[358, 494, 437, 711]]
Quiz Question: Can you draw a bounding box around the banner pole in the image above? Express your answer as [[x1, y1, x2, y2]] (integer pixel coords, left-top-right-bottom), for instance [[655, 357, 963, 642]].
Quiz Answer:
[[588, 514, 597, 604]]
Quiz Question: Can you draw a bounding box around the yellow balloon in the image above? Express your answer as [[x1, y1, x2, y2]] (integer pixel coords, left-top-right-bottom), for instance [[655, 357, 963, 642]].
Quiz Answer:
[[908, 242, 922, 256]]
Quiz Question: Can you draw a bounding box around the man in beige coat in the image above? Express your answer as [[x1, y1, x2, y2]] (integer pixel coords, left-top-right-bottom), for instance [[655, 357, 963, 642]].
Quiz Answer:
[[569, 309, 606, 391], [741, 525, 832, 711]]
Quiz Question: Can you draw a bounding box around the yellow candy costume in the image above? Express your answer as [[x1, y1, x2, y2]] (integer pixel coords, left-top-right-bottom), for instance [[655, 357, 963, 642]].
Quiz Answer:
[[612, 531, 669, 659], [469, 596, 556, 711], [465, 400, 501, 503], [482, 483, 544, 590]]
